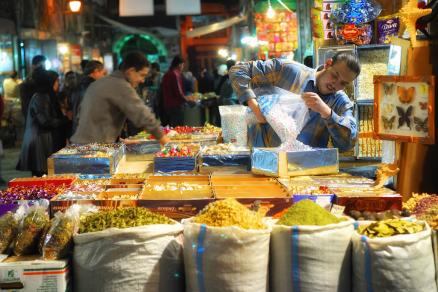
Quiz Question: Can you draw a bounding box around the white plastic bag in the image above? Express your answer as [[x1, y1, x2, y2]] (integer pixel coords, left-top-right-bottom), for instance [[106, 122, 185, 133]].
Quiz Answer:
[[184, 222, 271, 292], [73, 223, 184, 292], [352, 221, 437, 292], [271, 219, 354, 292], [249, 86, 310, 149], [219, 105, 248, 146]]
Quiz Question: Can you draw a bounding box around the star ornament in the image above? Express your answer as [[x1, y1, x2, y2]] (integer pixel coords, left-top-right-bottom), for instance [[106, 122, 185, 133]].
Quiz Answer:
[[398, 0, 431, 47]]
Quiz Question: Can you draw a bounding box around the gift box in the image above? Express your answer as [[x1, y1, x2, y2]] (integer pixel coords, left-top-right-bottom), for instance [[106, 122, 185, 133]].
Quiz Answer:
[[251, 148, 339, 177], [0, 256, 69, 292]]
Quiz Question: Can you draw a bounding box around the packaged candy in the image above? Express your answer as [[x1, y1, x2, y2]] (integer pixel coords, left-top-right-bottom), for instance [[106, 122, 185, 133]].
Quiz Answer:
[[0, 205, 27, 254], [376, 16, 400, 44]]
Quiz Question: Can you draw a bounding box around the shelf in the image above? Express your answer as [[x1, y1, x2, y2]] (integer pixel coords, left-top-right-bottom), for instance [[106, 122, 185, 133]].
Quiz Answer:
[[356, 99, 374, 105]]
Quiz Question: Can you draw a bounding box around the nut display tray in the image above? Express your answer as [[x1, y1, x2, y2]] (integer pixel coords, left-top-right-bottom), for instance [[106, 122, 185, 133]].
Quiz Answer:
[[141, 175, 213, 199]]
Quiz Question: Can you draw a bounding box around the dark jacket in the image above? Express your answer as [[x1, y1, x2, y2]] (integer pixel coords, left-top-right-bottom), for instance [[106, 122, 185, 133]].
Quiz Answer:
[[18, 77, 36, 119], [17, 93, 67, 173], [69, 76, 95, 135]]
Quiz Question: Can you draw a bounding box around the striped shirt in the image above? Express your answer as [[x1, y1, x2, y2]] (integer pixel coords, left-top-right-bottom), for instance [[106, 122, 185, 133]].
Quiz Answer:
[[229, 58, 357, 151]]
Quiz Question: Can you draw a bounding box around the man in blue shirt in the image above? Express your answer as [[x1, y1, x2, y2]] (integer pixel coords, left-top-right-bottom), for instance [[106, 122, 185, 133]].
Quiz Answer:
[[229, 52, 360, 152]]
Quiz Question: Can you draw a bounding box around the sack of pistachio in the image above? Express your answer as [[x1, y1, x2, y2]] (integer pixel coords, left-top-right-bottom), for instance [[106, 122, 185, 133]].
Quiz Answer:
[[271, 199, 354, 292], [73, 207, 184, 292], [183, 198, 271, 292], [352, 219, 437, 292]]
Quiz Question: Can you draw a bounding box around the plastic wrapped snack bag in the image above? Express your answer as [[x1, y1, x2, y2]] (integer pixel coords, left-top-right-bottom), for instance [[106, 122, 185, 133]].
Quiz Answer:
[[219, 105, 248, 146], [0, 204, 27, 254], [42, 205, 82, 260], [247, 86, 311, 150], [13, 200, 50, 256]]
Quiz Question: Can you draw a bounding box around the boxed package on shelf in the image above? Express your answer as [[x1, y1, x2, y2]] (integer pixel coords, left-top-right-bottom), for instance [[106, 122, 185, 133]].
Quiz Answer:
[[8, 176, 76, 188], [199, 144, 251, 173], [251, 147, 339, 177], [0, 256, 69, 292], [154, 145, 199, 173], [141, 175, 213, 200], [48, 143, 124, 175]]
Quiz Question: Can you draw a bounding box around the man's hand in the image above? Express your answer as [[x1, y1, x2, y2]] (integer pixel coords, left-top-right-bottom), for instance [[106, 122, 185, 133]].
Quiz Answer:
[[247, 98, 267, 123], [120, 138, 140, 145], [302, 92, 332, 119], [159, 135, 171, 146]]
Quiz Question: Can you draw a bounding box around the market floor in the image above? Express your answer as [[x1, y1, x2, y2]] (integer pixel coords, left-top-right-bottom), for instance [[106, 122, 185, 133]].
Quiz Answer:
[[0, 146, 31, 189]]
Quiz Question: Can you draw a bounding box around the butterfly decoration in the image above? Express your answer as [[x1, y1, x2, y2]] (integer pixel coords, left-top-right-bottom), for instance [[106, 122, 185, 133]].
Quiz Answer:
[[413, 116, 428, 132], [383, 103, 395, 115], [397, 86, 416, 104], [419, 83, 428, 95], [396, 105, 413, 129], [382, 116, 396, 130], [419, 101, 428, 110], [383, 83, 395, 96]]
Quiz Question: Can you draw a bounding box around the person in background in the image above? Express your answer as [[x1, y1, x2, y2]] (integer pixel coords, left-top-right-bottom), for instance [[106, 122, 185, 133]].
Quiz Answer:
[[80, 59, 90, 74], [17, 69, 68, 176], [19, 55, 47, 121], [182, 71, 196, 95], [140, 62, 162, 116], [198, 68, 215, 94], [70, 52, 169, 145], [162, 56, 195, 127], [2, 71, 22, 100], [218, 59, 238, 106], [229, 52, 360, 151], [304, 55, 314, 68], [69, 60, 106, 136]]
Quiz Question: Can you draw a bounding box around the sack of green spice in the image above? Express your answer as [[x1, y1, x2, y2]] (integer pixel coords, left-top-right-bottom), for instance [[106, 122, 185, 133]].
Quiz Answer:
[[184, 199, 271, 292], [13, 201, 50, 256], [352, 220, 437, 292], [271, 199, 354, 292], [73, 207, 184, 292]]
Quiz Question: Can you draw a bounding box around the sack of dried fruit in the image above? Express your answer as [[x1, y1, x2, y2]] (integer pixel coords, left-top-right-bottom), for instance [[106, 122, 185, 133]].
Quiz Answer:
[[352, 219, 437, 292], [73, 207, 184, 292], [270, 199, 354, 292], [183, 198, 271, 292]]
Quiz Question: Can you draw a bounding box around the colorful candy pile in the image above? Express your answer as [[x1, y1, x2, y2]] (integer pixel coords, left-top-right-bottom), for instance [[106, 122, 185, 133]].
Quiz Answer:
[[0, 185, 63, 204], [155, 145, 195, 157]]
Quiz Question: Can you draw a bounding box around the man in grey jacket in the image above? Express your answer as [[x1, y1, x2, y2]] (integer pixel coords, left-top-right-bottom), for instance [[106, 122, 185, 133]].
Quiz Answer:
[[71, 52, 169, 145]]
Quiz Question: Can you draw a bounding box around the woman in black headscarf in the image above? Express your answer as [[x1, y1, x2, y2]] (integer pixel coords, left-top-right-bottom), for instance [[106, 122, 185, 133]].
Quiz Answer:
[[17, 68, 68, 176]]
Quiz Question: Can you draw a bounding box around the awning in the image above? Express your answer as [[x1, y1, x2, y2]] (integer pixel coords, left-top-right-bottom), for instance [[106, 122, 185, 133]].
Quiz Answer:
[[96, 13, 178, 37], [186, 14, 247, 38]]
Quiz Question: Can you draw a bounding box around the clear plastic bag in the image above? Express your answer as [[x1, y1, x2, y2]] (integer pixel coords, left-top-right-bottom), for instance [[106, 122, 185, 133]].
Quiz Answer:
[[42, 204, 81, 260], [0, 204, 27, 254], [248, 86, 311, 150], [219, 105, 248, 146], [13, 200, 50, 256]]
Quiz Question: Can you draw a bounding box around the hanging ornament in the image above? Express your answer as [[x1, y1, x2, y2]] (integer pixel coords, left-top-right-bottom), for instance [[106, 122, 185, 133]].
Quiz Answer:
[[398, 0, 432, 47]]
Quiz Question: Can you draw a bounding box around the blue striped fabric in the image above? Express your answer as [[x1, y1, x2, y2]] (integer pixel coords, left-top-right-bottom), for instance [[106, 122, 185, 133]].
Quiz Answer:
[[229, 59, 357, 151], [196, 224, 207, 292], [291, 226, 301, 292]]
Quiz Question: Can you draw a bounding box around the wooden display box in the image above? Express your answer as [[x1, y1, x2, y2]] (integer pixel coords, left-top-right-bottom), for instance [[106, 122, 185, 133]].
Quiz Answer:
[[8, 176, 77, 188], [137, 199, 215, 221], [211, 174, 289, 198], [251, 148, 339, 177], [141, 175, 213, 200], [334, 191, 402, 213]]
